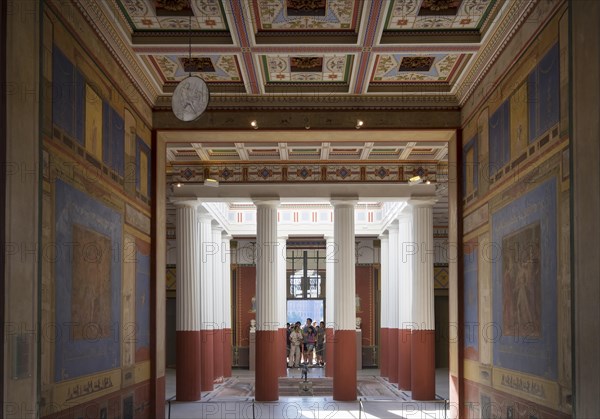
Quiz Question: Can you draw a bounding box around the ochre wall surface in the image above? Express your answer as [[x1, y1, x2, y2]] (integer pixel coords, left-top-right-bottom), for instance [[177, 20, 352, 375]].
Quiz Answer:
[[40, 3, 154, 418], [460, 4, 571, 418]]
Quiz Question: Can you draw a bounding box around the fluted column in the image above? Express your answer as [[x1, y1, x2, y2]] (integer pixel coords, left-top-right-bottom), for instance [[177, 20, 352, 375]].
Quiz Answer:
[[332, 200, 357, 401], [222, 232, 233, 378], [174, 201, 202, 401], [388, 221, 399, 384], [410, 199, 436, 400], [198, 212, 215, 391], [398, 207, 413, 390], [325, 235, 335, 377], [212, 224, 224, 383], [277, 234, 288, 377], [379, 232, 389, 379], [254, 199, 280, 401]]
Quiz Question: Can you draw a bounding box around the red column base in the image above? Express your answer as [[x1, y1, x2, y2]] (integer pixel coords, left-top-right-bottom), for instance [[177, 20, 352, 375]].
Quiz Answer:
[[279, 328, 287, 377], [398, 328, 412, 390], [201, 330, 214, 391], [388, 328, 398, 384], [176, 331, 202, 401], [333, 330, 356, 401], [255, 330, 279, 401], [380, 328, 388, 378], [325, 328, 334, 377], [411, 329, 435, 400], [223, 328, 232, 377], [213, 329, 224, 383]]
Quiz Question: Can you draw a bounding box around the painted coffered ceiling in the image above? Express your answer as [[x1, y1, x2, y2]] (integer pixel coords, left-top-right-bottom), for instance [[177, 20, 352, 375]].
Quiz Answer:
[[75, 0, 537, 109]]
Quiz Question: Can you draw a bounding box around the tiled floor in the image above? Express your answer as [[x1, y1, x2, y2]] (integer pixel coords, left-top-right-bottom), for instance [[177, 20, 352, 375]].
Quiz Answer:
[[165, 367, 451, 418]]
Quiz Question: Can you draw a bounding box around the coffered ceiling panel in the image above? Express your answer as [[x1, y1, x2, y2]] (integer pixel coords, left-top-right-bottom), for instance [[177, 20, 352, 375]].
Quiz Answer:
[[383, 0, 497, 31], [370, 52, 469, 83], [117, 0, 230, 31], [147, 54, 243, 82], [252, 0, 362, 31], [261, 54, 353, 83]]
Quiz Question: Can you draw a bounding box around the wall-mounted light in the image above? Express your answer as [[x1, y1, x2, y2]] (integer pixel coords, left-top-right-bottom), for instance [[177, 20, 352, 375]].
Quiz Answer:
[[175, 182, 182, 188], [355, 119, 364, 129], [250, 120, 258, 129], [408, 175, 423, 185]]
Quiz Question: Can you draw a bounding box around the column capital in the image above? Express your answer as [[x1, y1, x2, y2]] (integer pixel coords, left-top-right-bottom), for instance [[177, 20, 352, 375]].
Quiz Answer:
[[253, 198, 280, 207], [212, 223, 224, 232], [408, 196, 437, 208], [172, 198, 200, 208], [222, 232, 233, 240], [197, 212, 213, 222], [379, 231, 389, 240], [330, 198, 358, 208]]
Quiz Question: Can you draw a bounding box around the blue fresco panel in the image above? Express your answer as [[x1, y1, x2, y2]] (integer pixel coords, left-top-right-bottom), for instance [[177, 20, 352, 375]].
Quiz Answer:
[[54, 179, 122, 381], [135, 250, 151, 355], [491, 177, 558, 379], [110, 108, 125, 176], [488, 99, 510, 177], [52, 46, 74, 137], [464, 245, 479, 358], [537, 43, 560, 136]]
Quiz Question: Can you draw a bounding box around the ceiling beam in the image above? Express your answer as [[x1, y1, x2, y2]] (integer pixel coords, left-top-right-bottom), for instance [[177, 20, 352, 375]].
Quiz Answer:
[[360, 142, 374, 160], [279, 143, 288, 160], [235, 143, 250, 160], [191, 143, 210, 161], [434, 145, 449, 161], [320, 143, 330, 160], [400, 142, 416, 160]]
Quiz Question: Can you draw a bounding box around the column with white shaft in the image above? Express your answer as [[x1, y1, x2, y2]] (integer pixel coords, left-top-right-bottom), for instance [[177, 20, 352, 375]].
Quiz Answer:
[[222, 232, 233, 378], [379, 232, 389, 378], [388, 221, 399, 384], [325, 235, 335, 377], [198, 212, 215, 391], [174, 201, 202, 401], [254, 199, 280, 401], [277, 234, 288, 377], [410, 198, 436, 400], [398, 207, 413, 390], [212, 224, 224, 383], [332, 200, 357, 401]]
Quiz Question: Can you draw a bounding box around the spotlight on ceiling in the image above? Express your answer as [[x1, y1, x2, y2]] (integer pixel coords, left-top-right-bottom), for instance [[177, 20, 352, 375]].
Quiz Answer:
[[250, 120, 258, 129], [204, 178, 219, 188], [355, 119, 364, 129], [175, 182, 182, 188], [408, 175, 423, 185]]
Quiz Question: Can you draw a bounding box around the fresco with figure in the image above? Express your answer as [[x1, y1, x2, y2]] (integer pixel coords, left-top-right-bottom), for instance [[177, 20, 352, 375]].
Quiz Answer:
[[502, 223, 541, 338]]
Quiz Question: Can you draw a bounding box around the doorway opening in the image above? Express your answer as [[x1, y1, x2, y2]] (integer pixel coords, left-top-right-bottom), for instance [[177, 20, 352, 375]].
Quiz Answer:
[[287, 299, 324, 325]]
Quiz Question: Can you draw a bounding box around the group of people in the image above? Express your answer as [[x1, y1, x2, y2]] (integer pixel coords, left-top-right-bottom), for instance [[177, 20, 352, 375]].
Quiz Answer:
[[287, 318, 326, 368]]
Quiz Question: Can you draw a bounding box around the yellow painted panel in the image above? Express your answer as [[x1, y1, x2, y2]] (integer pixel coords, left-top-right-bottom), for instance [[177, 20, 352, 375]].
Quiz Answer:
[[135, 361, 151, 384], [492, 366, 560, 410], [53, 369, 121, 407], [465, 147, 474, 195], [85, 84, 103, 161], [140, 151, 148, 196], [510, 82, 528, 159]]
